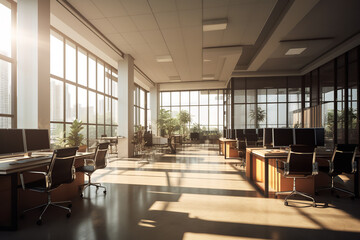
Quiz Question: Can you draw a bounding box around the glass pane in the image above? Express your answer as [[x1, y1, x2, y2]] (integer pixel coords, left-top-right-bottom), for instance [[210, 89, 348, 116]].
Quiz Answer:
[[246, 104, 256, 128], [105, 97, 111, 124], [140, 89, 145, 108], [200, 90, 208, 105], [267, 104, 277, 126], [190, 106, 199, 124], [257, 104, 267, 127], [247, 90, 256, 103], [171, 106, 179, 118], [147, 92, 150, 110], [140, 108, 145, 126], [209, 90, 218, 105], [65, 84, 76, 122], [97, 94, 104, 124], [65, 40, 76, 82], [288, 88, 301, 102], [209, 106, 218, 125], [288, 102, 301, 128], [162, 92, 170, 106], [88, 56, 96, 89], [50, 78, 64, 121], [97, 62, 104, 92], [190, 91, 199, 105], [0, 117, 11, 128], [219, 105, 223, 126], [0, 1, 11, 57], [50, 31, 64, 78], [267, 89, 277, 102], [0, 59, 11, 114], [112, 99, 118, 125], [78, 87, 87, 123], [89, 91, 96, 123], [105, 67, 111, 95], [112, 80, 118, 98], [112, 126, 117, 137], [278, 103, 287, 126], [181, 91, 189, 105], [50, 123, 63, 147], [278, 88, 287, 102], [97, 125, 104, 138], [89, 125, 96, 148], [78, 48, 87, 86], [105, 126, 111, 138], [171, 92, 180, 106], [199, 106, 208, 125], [257, 89, 266, 103]]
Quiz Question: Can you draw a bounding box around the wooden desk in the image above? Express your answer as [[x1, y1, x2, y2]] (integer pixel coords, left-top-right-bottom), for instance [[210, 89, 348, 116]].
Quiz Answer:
[[218, 138, 238, 159], [0, 152, 94, 231], [246, 148, 360, 198]]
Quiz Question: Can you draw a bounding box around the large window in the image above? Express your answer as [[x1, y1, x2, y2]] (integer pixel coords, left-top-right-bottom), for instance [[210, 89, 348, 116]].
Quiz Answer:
[[50, 29, 118, 148], [160, 89, 225, 134], [0, 0, 15, 128], [134, 84, 149, 130]]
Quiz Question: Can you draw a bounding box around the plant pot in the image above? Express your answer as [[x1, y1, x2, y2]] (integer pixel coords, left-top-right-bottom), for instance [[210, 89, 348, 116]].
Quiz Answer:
[[78, 145, 87, 152]]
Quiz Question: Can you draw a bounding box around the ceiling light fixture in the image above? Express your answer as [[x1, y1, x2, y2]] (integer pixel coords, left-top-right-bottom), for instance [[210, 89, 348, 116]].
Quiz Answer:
[[203, 19, 228, 32], [285, 47, 307, 55], [156, 55, 173, 62], [203, 59, 211, 62]]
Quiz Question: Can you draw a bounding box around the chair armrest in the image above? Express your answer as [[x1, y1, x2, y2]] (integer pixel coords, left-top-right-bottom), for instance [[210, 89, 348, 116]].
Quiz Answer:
[[19, 171, 48, 190], [352, 161, 357, 174], [276, 159, 288, 174], [84, 158, 95, 166], [312, 162, 319, 175]]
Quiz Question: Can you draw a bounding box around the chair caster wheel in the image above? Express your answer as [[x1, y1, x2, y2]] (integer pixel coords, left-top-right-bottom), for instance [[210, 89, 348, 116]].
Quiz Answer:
[[66, 213, 71, 218], [36, 219, 42, 225], [284, 201, 288, 206], [103, 190, 106, 194], [312, 203, 317, 207], [68, 204, 72, 208]]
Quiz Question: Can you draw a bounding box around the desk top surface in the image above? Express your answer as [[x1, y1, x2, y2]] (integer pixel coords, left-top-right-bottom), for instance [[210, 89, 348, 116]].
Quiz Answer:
[[248, 147, 348, 158], [219, 138, 237, 142], [0, 152, 94, 175]]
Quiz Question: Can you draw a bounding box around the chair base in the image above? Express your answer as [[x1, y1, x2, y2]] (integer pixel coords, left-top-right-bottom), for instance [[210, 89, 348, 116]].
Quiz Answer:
[[22, 193, 71, 225], [79, 174, 107, 197], [316, 176, 355, 198], [275, 178, 316, 207]]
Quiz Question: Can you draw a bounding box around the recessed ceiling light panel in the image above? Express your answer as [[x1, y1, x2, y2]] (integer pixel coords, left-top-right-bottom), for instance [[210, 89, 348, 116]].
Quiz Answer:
[[203, 19, 228, 32], [156, 55, 173, 62], [285, 47, 307, 55]]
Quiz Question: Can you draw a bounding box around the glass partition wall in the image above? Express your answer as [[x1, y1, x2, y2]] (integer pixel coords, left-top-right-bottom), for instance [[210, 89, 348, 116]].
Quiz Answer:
[[50, 28, 118, 148], [134, 84, 149, 131]]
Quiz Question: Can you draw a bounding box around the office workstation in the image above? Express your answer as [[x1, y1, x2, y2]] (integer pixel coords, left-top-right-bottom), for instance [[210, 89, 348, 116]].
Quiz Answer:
[[2, 0, 360, 239]]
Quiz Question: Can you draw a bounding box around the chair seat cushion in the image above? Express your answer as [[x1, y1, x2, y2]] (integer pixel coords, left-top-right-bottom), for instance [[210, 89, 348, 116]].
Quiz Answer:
[[77, 165, 95, 173], [24, 179, 60, 192], [318, 165, 343, 176]]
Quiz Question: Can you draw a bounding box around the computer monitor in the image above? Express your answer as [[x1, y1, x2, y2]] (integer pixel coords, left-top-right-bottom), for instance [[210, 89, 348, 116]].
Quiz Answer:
[[263, 128, 273, 148], [235, 129, 244, 140], [24, 129, 51, 152], [315, 128, 325, 146], [272, 128, 294, 148], [230, 129, 236, 139], [0, 129, 26, 155], [223, 129, 226, 138], [295, 128, 315, 146], [257, 128, 263, 139], [244, 129, 256, 135]]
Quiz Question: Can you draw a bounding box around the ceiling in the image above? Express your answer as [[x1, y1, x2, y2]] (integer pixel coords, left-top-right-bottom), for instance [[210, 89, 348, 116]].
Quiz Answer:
[[61, 0, 360, 85]]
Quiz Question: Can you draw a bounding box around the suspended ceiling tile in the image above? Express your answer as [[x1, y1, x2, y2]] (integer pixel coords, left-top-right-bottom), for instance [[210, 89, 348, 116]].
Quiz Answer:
[[203, 31, 224, 48], [91, 0, 128, 18], [131, 14, 159, 31], [154, 11, 181, 29], [204, 0, 229, 9], [203, 7, 228, 20], [141, 30, 166, 45], [68, 0, 104, 20], [120, 0, 152, 15], [105, 33, 128, 46], [176, 0, 202, 11], [178, 9, 202, 27], [148, 0, 177, 13], [107, 16, 138, 32], [122, 32, 147, 45], [90, 19, 118, 34]]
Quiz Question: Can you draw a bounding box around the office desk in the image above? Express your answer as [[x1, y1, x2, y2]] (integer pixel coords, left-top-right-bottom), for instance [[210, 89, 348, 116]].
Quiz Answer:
[[0, 152, 94, 231], [218, 138, 238, 159], [246, 148, 360, 198]]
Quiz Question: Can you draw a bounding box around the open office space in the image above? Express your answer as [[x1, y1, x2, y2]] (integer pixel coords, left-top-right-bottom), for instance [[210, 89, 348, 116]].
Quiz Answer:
[[1, 0, 360, 239]]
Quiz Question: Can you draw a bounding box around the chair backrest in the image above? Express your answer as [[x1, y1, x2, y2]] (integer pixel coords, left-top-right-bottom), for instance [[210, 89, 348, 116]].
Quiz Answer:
[[48, 147, 78, 187], [331, 144, 357, 174], [245, 134, 257, 147], [287, 145, 316, 175], [94, 142, 110, 169]]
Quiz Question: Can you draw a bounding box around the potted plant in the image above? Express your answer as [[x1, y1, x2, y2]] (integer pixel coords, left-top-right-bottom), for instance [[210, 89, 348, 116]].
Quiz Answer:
[[249, 106, 266, 128], [177, 110, 191, 141], [157, 109, 180, 153], [66, 119, 87, 152]]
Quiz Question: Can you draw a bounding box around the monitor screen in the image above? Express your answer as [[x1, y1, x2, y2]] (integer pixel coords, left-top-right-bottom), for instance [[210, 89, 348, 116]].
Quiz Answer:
[[244, 129, 256, 135], [257, 128, 263, 138], [0, 129, 25, 155], [315, 128, 325, 146], [230, 129, 236, 139], [24, 129, 50, 152], [263, 128, 273, 147], [295, 128, 315, 146], [272, 128, 294, 148]]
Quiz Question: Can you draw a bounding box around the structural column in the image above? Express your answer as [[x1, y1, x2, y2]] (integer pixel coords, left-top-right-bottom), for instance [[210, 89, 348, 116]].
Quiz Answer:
[[17, 0, 50, 129], [117, 54, 134, 158], [150, 84, 159, 135]]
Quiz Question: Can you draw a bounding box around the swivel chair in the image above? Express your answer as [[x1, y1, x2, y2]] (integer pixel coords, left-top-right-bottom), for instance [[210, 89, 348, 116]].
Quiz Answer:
[[316, 144, 357, 198], [20, 147, 79, 225], [77, 142, 110, 197], [275, 145, 318, 207]]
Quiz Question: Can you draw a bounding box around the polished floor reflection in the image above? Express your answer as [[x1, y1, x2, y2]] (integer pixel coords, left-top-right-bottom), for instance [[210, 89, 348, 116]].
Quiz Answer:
[[2, 145, 360, 239]]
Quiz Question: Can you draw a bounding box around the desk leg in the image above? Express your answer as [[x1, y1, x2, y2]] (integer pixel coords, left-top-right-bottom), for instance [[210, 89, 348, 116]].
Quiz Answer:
[[264, 158, 269, 198], [224, 142, 227, 159], [219, 141, 221, 155]]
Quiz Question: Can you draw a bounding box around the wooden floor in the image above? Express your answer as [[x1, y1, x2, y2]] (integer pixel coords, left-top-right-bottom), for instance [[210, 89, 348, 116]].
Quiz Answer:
[[1, 145, 360, 240]]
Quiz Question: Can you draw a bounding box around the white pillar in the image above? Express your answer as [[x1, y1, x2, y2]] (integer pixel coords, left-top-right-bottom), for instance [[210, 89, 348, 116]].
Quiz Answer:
[[150, 84, 159, 135], [117, 54, 134, 157], [17, 0, 50, 129]]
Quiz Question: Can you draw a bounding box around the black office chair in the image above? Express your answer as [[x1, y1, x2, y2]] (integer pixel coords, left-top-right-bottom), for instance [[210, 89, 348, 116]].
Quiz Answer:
[[245, 134, 257, 147], [236, 140, 246, 167], [20, 147, 79, 225], [77, 142, 110, 198], [275, 145, 318, 207], [316, 144, 357, 198]]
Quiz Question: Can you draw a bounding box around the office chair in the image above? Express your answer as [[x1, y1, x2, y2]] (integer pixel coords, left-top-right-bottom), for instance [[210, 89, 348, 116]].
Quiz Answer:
[[316, 144, 357, 198], [77, 142, 110, 198], [275, 145, 318, 207], [236, 139, 246, 167], [245, 134, 257, 147], [20, 147, 79, 225]]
